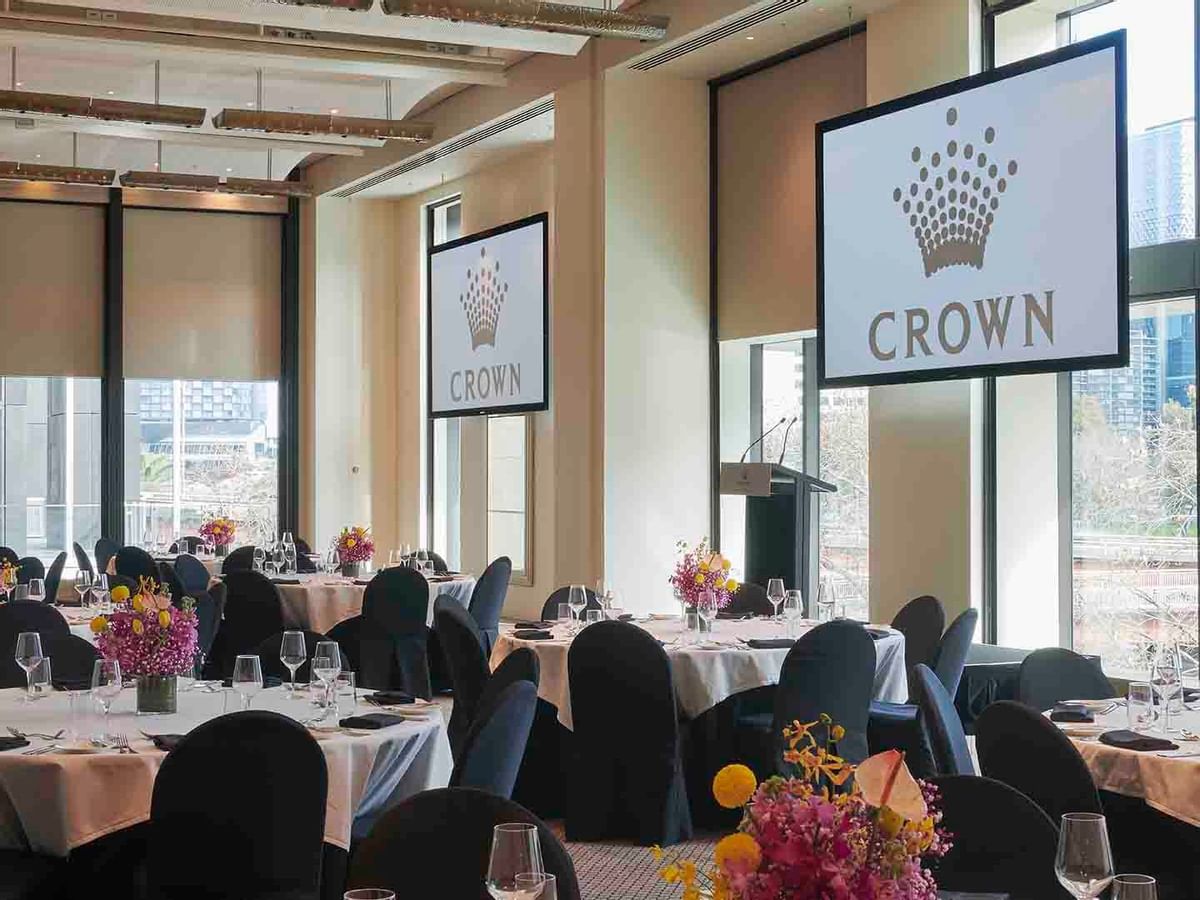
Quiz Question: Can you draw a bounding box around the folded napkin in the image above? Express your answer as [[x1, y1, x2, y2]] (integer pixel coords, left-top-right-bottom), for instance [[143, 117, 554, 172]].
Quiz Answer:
[[1185, 687, 1200, 703], [221, 676, 283, 689], [1050, 703, 1094, 723], [365, 691, 414, 706], [617, 613, 634, 622], [146, 734, 185, 752], [513, 629, 553, 640], [270, 577, 302, 585], [514, 621, 554, 630], [1099, 729, 1177, 752], [745, 638, 795, 650], [0, 736, 29, 752], [338, 713, 405, 730], [353, 579, 374, 586], [52, 678, 92, 692]]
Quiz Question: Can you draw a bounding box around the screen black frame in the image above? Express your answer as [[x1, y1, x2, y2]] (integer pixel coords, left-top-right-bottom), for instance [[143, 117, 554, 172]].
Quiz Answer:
[[815, 29, 1129, 389], [426, 211, 550, 419]]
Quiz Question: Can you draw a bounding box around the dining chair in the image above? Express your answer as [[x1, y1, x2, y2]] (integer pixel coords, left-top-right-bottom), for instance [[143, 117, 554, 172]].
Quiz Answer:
[[426, 549, 450, 574], [170, 536, 204, 554], [0, 601, 71, 688], [42, 552, 67, 604], [468, 556, 512, 656], [194, 584, 225, 669], [326, 616, 362, 673], [72, 542, 95, 579], [147, 711, 328, 900], [433, 596, 491, 759], [1017, 647, 1115, 712], [205, 570, 284, 678], [93, 538, 118, 575], [450, 680, 538, 799], [890, 594, 946, 687], [221, 545, 256, 575], [346, 787, 581, 900], [114, 546, 159, 585], [15, 557, 45, 585], [157, 561, 187, 606], [540, 585, 601, 621], [911, 663, 974, 776], [42, 634, 101, 690], [0, 849, 64, 900], [717, 581, 774, 618], [173, 554, 211, 596], [929, 774, 1060, 899], [975, 699, 1102, 823], [360, 565, 432, 699], [293, 537, 318, 573], [253, 629, 328, 684], [567, 620, 692, 846]]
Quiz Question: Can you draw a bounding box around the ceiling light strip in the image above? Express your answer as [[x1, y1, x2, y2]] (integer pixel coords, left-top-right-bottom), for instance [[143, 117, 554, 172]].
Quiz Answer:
[[0, 89, 204, 127], [265, 0, 374, 8], [0, 160, 115, 185], [120, 170, 312, 198], [213, 108, 433, 143], [629, 0, 806, 70], [380, 0, 669, 41]]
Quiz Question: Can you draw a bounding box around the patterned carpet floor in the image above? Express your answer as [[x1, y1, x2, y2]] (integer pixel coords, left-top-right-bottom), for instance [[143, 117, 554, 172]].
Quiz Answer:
[[558, 829, 719, 900]]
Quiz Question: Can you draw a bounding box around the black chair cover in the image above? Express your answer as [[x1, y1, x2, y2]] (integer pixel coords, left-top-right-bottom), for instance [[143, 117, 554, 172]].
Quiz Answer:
[[0, 601, 71, 688], [147, 711, 328, 900], [976, 699, 1102, 824], [1018, 647, 1115, 711], [567, 620, 692, 846], [450, 680, 538, 798], [157, 561, 187, 607], [294, 538, 318, 574], [0, 849, 63, 899], [433, 597, 490, 760], [891, 594, 946, 686], [347, 788, 581, 900], [327, 616, 362, 673], [93, 538, 118, 575], [540, 586, 601, 622], [718, 581, 773, 618], [43, 634, 100, 688], [930, 774, 1060, 899], [194, 586, 224, 664], [221, 545, 256, 575], [44, 552, 67, 604], [485, 647, 540, 705], [932, 607, 978, 700], [16, 557, 45, 585], [468, 556, 511, 656], [114, 546, 158, 586], [205, 571, 284, 678], [173, 554, 211, 596], [171, 536, 204, 554], [912, 663, 973, 776], [107, 574, 139, 597], [72, 542, 95, 579], [254, 629, 328, 683], [0, 546, 19, 568], [426, 550, 449, 574], [361, 566, 431, 699]]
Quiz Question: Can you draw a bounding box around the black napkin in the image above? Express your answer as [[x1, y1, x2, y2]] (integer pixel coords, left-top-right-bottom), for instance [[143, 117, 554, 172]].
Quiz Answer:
[[365, 691, 414, 706], [1184, 687, 1200, 703], [1099, 729, 1177, 752], [353, 579, 373, 586], [146, 734, 185, 752], [513, 629, 553, 640], [271, 577, 302, 584], [617, 613, 633, 622], [1050, 703, 1094, 723], [221, 676, 283, 689], [53, 678, 92, 692], [0, 736, 29, 752], [339, 713, 405, 730], [514, 621, 553, 630], [746, 638, 795, 650]]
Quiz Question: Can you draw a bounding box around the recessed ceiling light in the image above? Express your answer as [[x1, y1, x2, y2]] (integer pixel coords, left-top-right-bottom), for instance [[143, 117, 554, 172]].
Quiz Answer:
[[746, 35, 755, 40], [14, 82, 21, 87], [225, 167, 233, 172], [330, 108, 340, 114], [106, 90, 114, 96]]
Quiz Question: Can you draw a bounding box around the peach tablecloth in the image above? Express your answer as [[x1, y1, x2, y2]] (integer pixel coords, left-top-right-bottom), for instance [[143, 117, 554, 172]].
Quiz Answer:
[[275, 574, 476, 634]]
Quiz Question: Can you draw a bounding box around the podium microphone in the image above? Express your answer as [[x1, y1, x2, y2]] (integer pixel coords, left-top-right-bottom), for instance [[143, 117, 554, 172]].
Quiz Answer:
[[776, 416, 798, 465], [740, 417, 787, 463]]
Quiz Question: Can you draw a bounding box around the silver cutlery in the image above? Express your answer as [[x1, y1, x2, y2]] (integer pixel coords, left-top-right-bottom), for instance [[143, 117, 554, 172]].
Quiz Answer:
[[7, 727, 64, 741], [110, 734, 136, 754], [21, 744, 58, 756]]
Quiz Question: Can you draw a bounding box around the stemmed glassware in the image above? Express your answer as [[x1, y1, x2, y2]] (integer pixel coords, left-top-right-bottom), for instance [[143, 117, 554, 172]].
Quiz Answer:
[[783, 589, 804, 637], [1055, 813, 1114, 899], [311, 641, 342, 720], [92, 574, 110, 613], [766, 578, 785, 622], [1112, 875, 1158, 900], [91, 658, 122, 740], [697, 589, 718, 636], [567, 585, 587, 632], [325, 547, 341, 577], [486, 823, 543, 900], [280, 631, 307, 697], [74, 570, 93, 608], [14, 633, 44, 702], [281, 532, 297, 575], [1151, 643, 1182, 733], [253, 546, 266, 573], [231, 655, 264, 711]]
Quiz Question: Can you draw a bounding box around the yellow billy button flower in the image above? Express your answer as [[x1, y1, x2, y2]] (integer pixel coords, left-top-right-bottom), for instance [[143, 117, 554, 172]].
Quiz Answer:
[[693, 572, 705, 585], [131, 595, 145, 614], [131, 618, 144, 636], [346, 538, 357, 548], [110, 585, 130, 604], [712, 763, 758, 809], [89, 616, 108, 634], [659, 863, 681, 884], [725, 579, 739, 593], [698, 560, 710, 573], [714, 833, 762, 872], [831, 724, 846, 742], [158, 610, 171, 628], [722, 557, 732, 570], [715, 578, 727, 591]]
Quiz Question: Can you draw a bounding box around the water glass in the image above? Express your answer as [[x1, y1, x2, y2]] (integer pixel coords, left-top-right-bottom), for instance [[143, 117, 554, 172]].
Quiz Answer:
[[335, 670, 357, 715], [344, 892, 396, 900], [783, 589, 804, 637], [1112, 875, 1157, 900], [766, 578, 785, 621], [486, 823, 543, 900], [1127, 682, 1154, 732], [280, 630, 307, 696], [516, 873, 557, 900], [92, 574, 109, 612], [74, 570, 93, 607], [91, 658, 122, 740], [816, 581, 836, 623], [231, 655, 264, 711], [253, 547, 266, 573], [556, 602, 571, 624], [684, 610, 700, 645], [29, 658, 52, 698], [697, 589, 717, 634], [67, 689, 91, 740], [26, 578, 45, 604], [1055, 812, 1114, 899], [584, 609, 603, 627], [1151, 644, 1182, 733], [14, 632, 44, 702]]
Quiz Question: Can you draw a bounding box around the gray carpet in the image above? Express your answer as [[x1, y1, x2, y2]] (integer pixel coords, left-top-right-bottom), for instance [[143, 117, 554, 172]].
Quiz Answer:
[[560, 831, 718, 899]]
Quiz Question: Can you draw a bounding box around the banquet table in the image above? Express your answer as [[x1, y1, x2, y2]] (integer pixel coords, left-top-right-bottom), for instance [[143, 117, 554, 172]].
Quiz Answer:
[[0, 685, 452, 856], [57, 606, 97, 643], [274, 573, 476, 634], [154, 554, 223, 578], [490, 616, 908, 729]]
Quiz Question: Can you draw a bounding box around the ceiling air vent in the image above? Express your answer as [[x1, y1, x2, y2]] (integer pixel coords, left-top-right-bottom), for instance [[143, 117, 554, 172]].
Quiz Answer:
[[629, 0, 808, 71]]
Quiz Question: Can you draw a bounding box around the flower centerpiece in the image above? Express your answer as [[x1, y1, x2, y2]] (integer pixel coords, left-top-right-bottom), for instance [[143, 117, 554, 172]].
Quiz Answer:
[[670, 539, 740, 622], [336, 525, 375, 578], [0, 560, 18, 599], [199, 516, 237, 557], [654, 715, 950, 899], [91, 578, 199, 715]]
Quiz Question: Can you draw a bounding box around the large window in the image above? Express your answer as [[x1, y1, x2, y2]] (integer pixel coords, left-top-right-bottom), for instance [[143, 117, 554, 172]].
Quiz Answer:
[[819, 387, 870, 621], [487, 415, 530, 578], [428, 196, 463, 569]]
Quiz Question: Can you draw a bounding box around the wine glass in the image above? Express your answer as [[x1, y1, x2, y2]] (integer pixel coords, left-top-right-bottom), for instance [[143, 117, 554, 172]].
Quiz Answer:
[[697, 589, 718, 636], [1055, 812, 1114, 899], [231, 655, 264, 711], [1151, 644, 1182, 733], [253, 546, 266, 573], [816, 579, 836, 623], [343, 892, 396, 900], [1112, 875, 1157, 900], [27, 578, 45, 604], [311, 641, 342, 719], [783, 589, 804, 637], [415, 550, 429, 575], [280, 630, 307, 697], [325, 548, 340, 577], [91, 658, 122, 740], [567, 584, 587, 631], [515, 874, 556, 900], [14, 633, 43, 702], [92, 574, 109, 612], [766, 578, 785, 622], [486, 823, 543, 900], [74, 570, 93, 608]]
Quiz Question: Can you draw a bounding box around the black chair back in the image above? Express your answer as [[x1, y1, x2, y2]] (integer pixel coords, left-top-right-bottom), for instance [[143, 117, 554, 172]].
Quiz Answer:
[[912, 663, 973, 776], [253, 629, 328, 683], [0, 546, 18, 568], [428, 550, 449, 574], [0, 601, 71, 687], [485, 647, 540, 707], [718, 581, 773, 618], [976, 699, 1102, 823], [221, 545, 256, 575], [43, 634, 101, 690], [147, 711, 327, 900], [1018, 647, 1114, 711], [773, 619, 876, 766], [327, 616, 362, 673], [173, 554, 211, 595], [433, 596, 490, 759], [16, 556, 45, 585], [294, 538, 317, 574], [44, 552, 67, 604], [930, 774, 1060, 899], [94, 538, 118, 574], [932, 607, 978, 699], [891, 594, 946, 679], [206, 571, 284, 678], [72, 542, 95, 579], [540, 586, 600, 622], [567, 620, 691, 845], [114, 546, 158, 585], [194, 586, 223, 664], [450, 680, 538, 798], [361, 566, 432, 699], [468, 556, 511, 655], [157, 561, 186, 606], [347, 788, 581, 900], [171, 536, 204, 554]]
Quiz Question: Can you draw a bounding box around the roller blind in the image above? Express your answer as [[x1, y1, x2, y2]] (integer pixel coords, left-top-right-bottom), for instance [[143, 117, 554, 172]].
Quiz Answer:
[[717, 34, 866, 341], [0, 201, 104, 377], [124, 208, 281, 380]]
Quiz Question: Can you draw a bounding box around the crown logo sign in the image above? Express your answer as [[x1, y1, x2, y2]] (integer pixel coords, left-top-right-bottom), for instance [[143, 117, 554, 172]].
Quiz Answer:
[[460, 245, 508, 350], [892, 106, 1019, 277]]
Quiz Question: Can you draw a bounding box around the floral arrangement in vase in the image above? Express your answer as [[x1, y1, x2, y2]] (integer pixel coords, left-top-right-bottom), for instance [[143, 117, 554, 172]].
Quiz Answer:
[[199, 516, 236, 556], [670, 539, 740, 610], [336, 525, 375, 577], [654, 715, 950, 899], [0, 560, 18, 597], [91, 577, 198, 714]]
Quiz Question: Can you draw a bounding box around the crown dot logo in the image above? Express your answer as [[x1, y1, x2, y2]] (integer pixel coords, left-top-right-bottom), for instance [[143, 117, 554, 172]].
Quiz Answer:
[[893, 106, 1019, 277], [460, 245, 508, 350]]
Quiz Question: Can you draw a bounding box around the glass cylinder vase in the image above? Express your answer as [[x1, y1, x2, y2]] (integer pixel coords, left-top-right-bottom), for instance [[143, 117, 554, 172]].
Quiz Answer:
[[136, 674, 178, 715]]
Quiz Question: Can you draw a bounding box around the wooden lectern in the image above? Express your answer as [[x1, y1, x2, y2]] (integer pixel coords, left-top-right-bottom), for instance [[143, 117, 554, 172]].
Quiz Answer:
[[719, 463, 837, 595]]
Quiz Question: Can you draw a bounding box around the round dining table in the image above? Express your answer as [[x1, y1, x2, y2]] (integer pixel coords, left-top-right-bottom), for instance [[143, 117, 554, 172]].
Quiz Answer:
[[272, 573, 477, 634], [0, 685, 452, 857], [490, 615, 908, 729]]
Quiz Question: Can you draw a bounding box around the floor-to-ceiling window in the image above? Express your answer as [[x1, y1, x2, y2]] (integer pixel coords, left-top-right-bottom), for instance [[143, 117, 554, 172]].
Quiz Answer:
[[819, 386, 870, 620], [428, 196, 463, 569]]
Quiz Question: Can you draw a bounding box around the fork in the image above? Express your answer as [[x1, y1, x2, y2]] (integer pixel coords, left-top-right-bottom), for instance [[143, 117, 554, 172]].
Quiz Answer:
[[113, 734, 137, 754], [7, 727, 64, 741]]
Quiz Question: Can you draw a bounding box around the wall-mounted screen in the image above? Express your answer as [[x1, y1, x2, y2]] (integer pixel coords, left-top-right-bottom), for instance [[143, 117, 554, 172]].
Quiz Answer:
[[428, 212, 548, 418], [817, 32, 1127, 388]]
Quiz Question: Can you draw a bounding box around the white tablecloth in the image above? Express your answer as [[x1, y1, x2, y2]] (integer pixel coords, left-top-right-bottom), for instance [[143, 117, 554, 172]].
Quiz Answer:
[[0, 685, 452, 856], [275, 574, 476, 634], [491, 616, 908, 729], [155, 555, 222, 578]]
